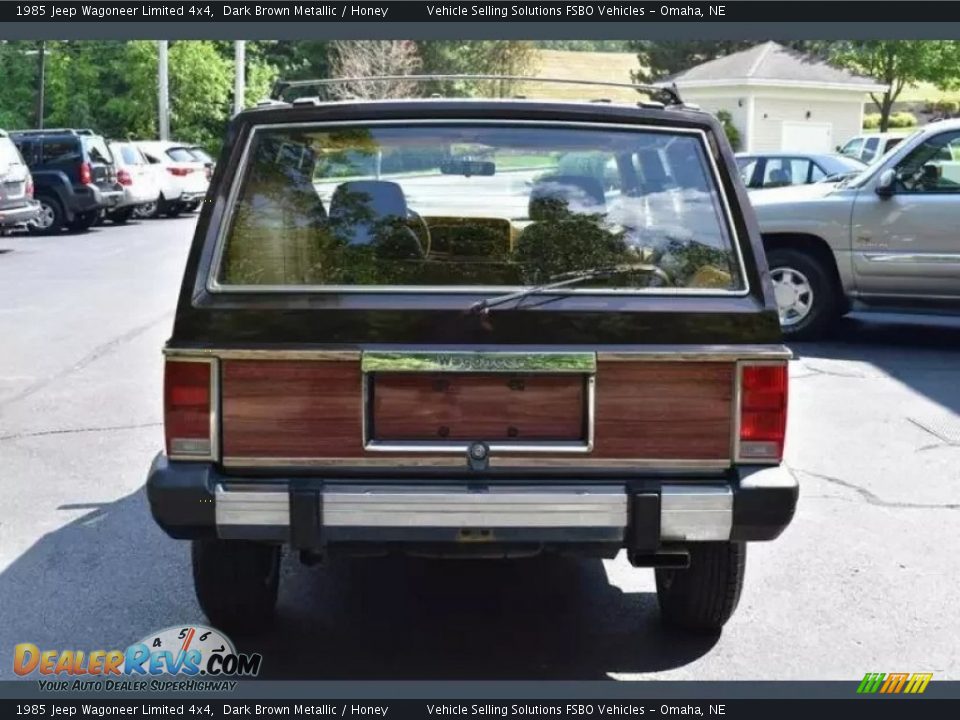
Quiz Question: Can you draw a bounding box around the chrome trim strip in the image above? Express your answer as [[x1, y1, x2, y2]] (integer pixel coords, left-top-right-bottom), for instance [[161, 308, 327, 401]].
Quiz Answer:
[[660, 484, 732, 541], [863, 252, 960, 264], [323, 485, 627, 528], [166, 356, 220, 464], [220, 456, 730, 471], [206, 119, 749, 298], [598, 346, 793, 362], [164, 348, 361, 361], [362, 351, 596, 374], [163, 346, 792, 363], [215, 485, 290, 528]]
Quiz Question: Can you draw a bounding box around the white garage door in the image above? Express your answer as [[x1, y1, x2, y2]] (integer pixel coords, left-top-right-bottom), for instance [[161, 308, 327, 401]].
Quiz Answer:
[[781, 122, 833, 153]]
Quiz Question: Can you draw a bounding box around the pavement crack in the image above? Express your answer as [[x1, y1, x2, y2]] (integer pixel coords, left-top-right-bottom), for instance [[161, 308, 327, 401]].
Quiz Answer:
[[790, 467, 960, 510], [797, 361, 871, 379], [0, 422, 161, 443], [0, 310, 172, 410], [907, 417, 960, 447]]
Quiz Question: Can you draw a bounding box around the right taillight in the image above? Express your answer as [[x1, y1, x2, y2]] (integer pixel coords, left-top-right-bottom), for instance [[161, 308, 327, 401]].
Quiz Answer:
[[738, 363, 788, 462], [79, 162, 92, 185], [164, 359, 216, 460]]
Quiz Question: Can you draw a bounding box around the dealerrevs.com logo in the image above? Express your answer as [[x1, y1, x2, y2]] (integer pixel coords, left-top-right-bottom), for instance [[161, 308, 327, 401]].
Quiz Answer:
[[14, 625, 262, 692]]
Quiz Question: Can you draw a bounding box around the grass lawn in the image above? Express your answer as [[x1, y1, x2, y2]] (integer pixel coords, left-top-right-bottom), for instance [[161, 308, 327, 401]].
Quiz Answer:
[[520, 50, 644, 103], [529, 50, 960, 109]]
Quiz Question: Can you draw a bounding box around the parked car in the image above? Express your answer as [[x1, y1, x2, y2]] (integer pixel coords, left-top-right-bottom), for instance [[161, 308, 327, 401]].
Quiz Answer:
[[9, 128, 123, 235], [753, 119, 960, 338], [736, 152, 866, 190], [0, 130, 40, 233], [187, 145, 216, 175], [146, 79, 796, 635], [837, 132, 906, 164], [135, 141, 209, 217], [106, 141, 161, 224]]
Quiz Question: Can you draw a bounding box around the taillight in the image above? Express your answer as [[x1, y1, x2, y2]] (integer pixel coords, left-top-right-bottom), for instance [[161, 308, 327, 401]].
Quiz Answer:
[[117, 168, 132, 186], [25, 177, 34, 198], [79, 162, 92, 185], [738, 363, 788, 462], [164, 359, 216, 459], [167, 167, 191, 177]]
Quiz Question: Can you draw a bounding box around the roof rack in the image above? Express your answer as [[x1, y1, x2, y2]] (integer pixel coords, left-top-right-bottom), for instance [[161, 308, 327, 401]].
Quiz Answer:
[[270, 74, 685, 107], [9, 128, 97, 136]]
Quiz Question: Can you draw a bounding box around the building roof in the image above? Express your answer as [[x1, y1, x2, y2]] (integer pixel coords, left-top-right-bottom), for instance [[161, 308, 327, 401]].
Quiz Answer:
[[660, 42, 888, 92]]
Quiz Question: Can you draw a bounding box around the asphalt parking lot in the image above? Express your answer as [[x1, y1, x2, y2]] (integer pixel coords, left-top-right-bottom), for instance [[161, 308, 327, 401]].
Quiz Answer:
[[0, 217, 958, 681]]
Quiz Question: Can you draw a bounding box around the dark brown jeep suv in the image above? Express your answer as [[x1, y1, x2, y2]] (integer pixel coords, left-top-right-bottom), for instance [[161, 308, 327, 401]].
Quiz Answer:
[[147, 77, 796, 635]]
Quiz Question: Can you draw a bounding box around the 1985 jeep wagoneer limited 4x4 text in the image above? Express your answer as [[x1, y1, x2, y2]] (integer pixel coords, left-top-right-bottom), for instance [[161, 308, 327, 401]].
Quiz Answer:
[[147, 76, 796, 634]]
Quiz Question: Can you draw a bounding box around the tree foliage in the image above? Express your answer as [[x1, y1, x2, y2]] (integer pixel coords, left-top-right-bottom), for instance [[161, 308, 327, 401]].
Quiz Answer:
[[826, 41, 960, 131], [0, 41, 539, 150]]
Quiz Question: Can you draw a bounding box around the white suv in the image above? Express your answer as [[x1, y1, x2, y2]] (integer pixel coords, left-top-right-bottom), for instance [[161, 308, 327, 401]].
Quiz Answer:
[[106, 141, 161, 223], [135, 141, 209, 218]]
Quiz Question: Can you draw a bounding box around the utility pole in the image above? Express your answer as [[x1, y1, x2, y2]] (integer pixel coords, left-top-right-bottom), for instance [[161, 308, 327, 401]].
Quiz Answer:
[[158, 41, 170, 140], [35, 41, 46, 129], [234, 40, 246, 116]]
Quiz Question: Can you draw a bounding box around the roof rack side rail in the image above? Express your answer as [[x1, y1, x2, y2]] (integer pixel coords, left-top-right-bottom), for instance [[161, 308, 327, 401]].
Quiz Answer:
[[269, 74, 684, 106], [8, 128, 96, 136]]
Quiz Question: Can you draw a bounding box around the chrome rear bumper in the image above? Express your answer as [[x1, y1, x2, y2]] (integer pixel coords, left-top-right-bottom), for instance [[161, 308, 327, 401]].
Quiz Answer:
[[213, 482, 732, 543]]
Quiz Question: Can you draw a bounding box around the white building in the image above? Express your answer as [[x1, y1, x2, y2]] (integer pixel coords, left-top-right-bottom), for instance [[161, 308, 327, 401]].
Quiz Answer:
[[659, 42, 888, 154]]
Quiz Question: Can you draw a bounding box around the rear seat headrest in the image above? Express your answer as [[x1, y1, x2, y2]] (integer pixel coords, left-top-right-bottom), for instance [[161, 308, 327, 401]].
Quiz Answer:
[[329, 180, 409, 221]]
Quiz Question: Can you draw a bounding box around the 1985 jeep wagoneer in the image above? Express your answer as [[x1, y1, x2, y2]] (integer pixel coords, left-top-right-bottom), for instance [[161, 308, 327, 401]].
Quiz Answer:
[[147, 76, 796, 634]]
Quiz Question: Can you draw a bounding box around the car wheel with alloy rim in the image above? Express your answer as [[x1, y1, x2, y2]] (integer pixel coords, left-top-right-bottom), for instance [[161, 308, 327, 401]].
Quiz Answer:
[[27, 196, 63, 236], [765, 246, 839, 341]]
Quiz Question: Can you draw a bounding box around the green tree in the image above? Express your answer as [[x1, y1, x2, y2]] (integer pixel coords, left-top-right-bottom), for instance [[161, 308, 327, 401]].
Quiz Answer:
[[826, 41, 960, 131], [0, 41, 39, 128]]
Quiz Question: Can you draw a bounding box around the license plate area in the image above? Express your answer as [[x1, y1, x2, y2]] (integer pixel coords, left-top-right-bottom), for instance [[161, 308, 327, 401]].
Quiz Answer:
[[362, 352, 596, 453]]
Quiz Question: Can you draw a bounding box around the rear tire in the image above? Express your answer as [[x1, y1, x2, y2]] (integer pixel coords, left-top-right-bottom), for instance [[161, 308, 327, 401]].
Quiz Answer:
[[766, 247, 840, 341], [656, 542, 746, 633], [67, 210, 98, 232], [108, 207, 134, 225], [28, 196, 63, 236], [192, 539, 281, 635]]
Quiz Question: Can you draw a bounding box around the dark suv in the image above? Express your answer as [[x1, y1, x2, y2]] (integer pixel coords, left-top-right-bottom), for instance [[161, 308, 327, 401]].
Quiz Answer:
[[147, 77, 797, 636], [9, 128, 123, 234]]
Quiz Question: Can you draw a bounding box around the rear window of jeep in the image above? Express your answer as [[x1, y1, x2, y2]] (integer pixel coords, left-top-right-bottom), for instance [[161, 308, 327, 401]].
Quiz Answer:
[[216, 123, 745, 292]]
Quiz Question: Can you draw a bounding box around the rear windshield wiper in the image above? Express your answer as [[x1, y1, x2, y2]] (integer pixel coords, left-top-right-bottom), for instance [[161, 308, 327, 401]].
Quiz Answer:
[[470, 263, 673, 315]]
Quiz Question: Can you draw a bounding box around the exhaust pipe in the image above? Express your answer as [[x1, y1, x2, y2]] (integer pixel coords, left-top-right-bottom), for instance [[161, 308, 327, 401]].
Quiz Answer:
[[627, 549, 690, 569]]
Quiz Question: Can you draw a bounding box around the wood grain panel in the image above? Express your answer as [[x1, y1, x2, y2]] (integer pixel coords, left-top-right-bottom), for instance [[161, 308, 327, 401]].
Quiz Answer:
[[222, 360, 365, 458], [220, 359, 734, 461], [372, 374, 585, 441], [593, 361, 734, 459]]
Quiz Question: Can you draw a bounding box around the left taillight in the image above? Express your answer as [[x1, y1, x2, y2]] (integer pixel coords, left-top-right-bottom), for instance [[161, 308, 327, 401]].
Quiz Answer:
[[738, 363, 788, 462], [164, 359, 216, 459]]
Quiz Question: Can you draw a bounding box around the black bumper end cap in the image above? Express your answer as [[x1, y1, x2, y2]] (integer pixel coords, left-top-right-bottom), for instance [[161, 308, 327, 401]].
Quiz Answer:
[[730, 465, 799, 542], [145, 452, 217, 540]]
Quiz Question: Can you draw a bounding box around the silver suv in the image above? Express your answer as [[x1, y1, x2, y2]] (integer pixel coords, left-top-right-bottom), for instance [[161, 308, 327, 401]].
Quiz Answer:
[[753, 119, 960, 339]]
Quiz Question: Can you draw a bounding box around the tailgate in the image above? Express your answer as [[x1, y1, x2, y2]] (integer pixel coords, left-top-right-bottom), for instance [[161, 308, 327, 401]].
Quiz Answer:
[[210, 349, 766, 472]]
